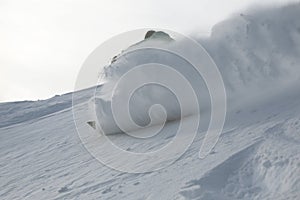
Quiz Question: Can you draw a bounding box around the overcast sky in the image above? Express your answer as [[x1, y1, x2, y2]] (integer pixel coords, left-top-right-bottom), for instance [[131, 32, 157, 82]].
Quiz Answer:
[[0, 0, 296, 102]]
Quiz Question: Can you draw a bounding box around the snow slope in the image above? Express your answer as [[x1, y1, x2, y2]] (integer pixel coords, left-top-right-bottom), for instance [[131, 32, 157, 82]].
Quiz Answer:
[[1, 3, 300, 200]]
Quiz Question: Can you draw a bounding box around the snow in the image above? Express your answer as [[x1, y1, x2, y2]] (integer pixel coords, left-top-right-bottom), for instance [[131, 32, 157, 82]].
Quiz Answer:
[[1, 3, 300, 200]]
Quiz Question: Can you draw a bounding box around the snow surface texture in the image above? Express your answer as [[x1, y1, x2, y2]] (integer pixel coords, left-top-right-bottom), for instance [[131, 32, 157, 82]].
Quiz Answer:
[[1, 4, 300, 200]]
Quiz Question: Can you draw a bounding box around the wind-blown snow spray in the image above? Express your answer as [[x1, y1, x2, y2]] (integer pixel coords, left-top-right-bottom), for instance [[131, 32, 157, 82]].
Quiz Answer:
[[73, 29, 226, 173]]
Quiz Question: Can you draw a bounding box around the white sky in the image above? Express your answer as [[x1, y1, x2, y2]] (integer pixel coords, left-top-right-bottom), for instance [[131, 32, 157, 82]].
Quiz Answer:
[[0, 0, 296, 102]]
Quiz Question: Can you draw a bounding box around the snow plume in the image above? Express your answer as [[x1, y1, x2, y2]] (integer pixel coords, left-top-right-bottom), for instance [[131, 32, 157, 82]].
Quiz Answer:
[[91, 33, 215, 135], [91, 4, 300, 135], [201, 3, 300, 99]]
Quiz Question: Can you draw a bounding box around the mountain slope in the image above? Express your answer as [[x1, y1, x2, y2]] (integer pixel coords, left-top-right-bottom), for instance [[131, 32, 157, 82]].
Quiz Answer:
[[1, 3, 300, 200]]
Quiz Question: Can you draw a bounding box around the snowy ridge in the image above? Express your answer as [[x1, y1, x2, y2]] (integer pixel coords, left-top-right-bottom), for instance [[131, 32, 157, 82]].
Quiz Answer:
[[1, 3, 300, 200], [0, 87, 94, 128]]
